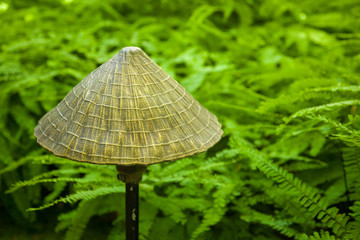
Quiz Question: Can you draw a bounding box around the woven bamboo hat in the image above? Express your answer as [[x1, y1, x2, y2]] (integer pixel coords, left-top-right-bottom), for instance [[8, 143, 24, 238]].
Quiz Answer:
[[34, 47, 223, 165]]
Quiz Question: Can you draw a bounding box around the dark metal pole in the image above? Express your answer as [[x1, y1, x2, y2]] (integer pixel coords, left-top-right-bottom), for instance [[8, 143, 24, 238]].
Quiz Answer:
[[117, 165, 146, 240], [126, 183, 139, 240]]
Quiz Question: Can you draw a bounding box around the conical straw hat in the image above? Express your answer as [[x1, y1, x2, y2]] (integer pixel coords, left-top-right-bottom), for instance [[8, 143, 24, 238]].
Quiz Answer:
[[34, 47, 223, 165]]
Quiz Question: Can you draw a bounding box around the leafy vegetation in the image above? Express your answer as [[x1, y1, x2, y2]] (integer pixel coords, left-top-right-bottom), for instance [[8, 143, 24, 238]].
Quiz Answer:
[[1, 0, 360, 239]]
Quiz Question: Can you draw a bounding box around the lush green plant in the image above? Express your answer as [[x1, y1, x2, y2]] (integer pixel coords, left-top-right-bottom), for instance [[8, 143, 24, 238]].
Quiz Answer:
[[1, 0, 360, 239]]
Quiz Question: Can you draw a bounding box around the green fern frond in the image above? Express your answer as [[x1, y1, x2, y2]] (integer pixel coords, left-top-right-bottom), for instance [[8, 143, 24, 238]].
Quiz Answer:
[[264, 188, 316, 227], [146, 194, 208, 224], [278, 100, 360, 133], [6, 176, 117, 194], [258, 85, 360, 112], [305, 12, 357, 31], [350, 201, 360, 219], [5, 166, 116, 194], [147, 157, 196, 180], [56, 209, 78, 233], [56, 194, 123, 237], [30, 155, 114, 171], [0, 151, 43, 176], [312, 115, 355, 134], [285, 161, 327, 172], [342, 147, 360, 200], [301, 230, 337, 240], [258, 158, 348, 236], [27, 186, 124, 211], [286, 78, 339, 93], [158, 160, 237, 184], [346, 201, 360, 240], [346, 219, 360, 240], [147, 149, 239, 184], [208, 101, 283, 120], [288, 100, 360, 121], [191, 181, 236, 240], [21, 168, 92, 181], [139, 201, 159, 239], [241, 208, 300, 239], [44, 181, 67, 204], [64, 199, 99, 240], [232, 137, 349, 236], [301, 114, 360, 146]]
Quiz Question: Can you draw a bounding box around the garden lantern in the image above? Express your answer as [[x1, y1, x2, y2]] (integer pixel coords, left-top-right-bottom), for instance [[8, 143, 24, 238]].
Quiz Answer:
[[34, 46, 223, 240]]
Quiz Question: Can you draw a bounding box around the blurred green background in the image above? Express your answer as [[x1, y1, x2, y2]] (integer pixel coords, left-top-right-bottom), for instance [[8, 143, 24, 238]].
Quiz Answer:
[[1, 0, 360, 239]]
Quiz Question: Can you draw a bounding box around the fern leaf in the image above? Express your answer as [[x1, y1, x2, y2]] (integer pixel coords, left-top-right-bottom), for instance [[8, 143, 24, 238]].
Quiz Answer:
[[7, 177, 117, 194], [27, 186, 124, 211], [44, 181, 67, 204], [139, 201, 158, 239], [64, 199, 99, 240], [301, 230, 337, 240], [56, 209, 78, 233], [191, 181, 236, 239], [0, 151, 42, 176], [259, 85, 360, 112], [258, 159, 348, 236], [158, 160, 237, 183], [232, 137, 349, 236], [346, 201, 360, 240], [240, 207, 301, 238], [342, 147, 360, 200], [283, 100, 360, 125]]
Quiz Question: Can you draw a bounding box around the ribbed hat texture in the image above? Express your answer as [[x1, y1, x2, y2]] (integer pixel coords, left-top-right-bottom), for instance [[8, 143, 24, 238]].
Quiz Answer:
[[34, 47, 223, 165]]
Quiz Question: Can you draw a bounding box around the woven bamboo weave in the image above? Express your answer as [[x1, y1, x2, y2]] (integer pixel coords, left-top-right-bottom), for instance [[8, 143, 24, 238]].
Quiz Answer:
[[34, 47, 223, 165]]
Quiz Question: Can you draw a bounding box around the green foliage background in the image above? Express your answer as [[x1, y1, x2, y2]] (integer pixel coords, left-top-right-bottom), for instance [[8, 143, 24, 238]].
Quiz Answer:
[[1, 0, 360, 239]]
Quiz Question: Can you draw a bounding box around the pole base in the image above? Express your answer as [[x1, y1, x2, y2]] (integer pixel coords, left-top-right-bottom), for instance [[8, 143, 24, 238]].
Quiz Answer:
[[116, 165, 147, 183]]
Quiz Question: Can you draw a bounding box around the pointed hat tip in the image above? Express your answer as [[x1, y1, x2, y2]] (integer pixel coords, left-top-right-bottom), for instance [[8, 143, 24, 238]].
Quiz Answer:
[[120, 46, 142, 53]]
